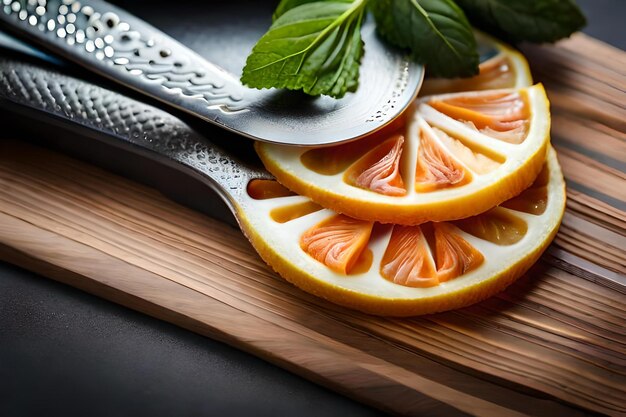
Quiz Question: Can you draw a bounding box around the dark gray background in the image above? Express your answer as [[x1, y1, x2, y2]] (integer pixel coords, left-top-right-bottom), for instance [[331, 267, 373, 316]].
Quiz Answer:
[[1, 1, 623, 416]]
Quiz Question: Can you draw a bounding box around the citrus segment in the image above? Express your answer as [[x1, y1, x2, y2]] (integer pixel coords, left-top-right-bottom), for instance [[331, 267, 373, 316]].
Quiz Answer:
[[300, 125, 405, 176], [248, 179, 295, 200], [501, 164, 549, 215], [349, 249, 374, 276], [415, 125, 471, 192], [432, 128, 500, 174], [271, 201, 323, 223], [237, 148, 566, 316], [433, 223, 484, 283], [300, 215, 374, 274], [454, 208, 528, 246], [346, 134, 407, 196], [428, 91, 529, 144], [380, 226, 438, 288], [502, 187, 548, 215]]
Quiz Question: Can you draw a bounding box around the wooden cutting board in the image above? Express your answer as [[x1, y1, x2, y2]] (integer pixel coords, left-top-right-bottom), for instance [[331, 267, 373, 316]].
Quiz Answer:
[[0, 34, 624, 416]]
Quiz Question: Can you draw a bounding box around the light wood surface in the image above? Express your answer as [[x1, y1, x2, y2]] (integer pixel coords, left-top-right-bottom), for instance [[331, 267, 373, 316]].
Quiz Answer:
[[1, 34, 625, 416]]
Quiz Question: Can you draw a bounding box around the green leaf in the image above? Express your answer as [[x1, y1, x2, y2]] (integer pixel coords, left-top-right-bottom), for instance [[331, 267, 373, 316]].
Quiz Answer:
[[241, 0, 366, 98], [453, 0, 586, 43], [273, 0, 318, 21], [370, 0, 479, 78]]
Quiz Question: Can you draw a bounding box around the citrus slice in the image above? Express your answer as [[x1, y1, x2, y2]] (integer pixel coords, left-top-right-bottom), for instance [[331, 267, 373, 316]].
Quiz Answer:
[[238, 148, 565, 317], [256, 83, 550, 225], [420, 32, 532, 96]]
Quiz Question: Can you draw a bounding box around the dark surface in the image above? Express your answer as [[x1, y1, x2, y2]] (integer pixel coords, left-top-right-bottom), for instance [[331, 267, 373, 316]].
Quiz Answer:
[[0, 264, 380, 417], [1, 1, 623, 417], [577, 0, 626, 50]]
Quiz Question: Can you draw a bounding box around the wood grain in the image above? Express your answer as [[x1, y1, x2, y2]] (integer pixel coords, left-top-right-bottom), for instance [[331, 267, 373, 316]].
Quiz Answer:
[[1, 34, 625, 416]]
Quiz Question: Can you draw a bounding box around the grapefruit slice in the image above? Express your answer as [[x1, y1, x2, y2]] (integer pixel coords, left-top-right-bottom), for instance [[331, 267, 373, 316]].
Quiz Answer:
[[237, 148, 565, 316], [256, 83, 550, 225]]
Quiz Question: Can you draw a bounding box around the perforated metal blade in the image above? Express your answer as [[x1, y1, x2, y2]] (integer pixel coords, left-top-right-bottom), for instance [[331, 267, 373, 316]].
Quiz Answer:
[[0, 0, 423, 146]]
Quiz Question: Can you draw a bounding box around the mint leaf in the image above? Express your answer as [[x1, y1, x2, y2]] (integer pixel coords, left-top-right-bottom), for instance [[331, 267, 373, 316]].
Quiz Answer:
[[273, 0, 318, 21], [370, 0, 479, 78], [454, 0, 586, 43], [241, 0, 366, 98]]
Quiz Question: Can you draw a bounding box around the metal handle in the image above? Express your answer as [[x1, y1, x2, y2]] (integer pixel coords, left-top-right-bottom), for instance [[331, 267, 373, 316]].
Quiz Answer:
[[0, 0, 250, 124], [0, 55, 268, 210]]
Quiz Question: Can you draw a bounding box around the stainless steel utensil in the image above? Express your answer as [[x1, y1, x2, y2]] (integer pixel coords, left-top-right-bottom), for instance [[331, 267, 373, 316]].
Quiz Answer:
[[0, 0, 424, 146], [0, 54, 266, 216]]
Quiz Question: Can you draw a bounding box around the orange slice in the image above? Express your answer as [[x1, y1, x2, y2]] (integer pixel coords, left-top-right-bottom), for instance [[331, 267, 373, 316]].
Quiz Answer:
[[414, 126, 471, 192], [237, 148, 565, 316], [256, 83, 549, 225]]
